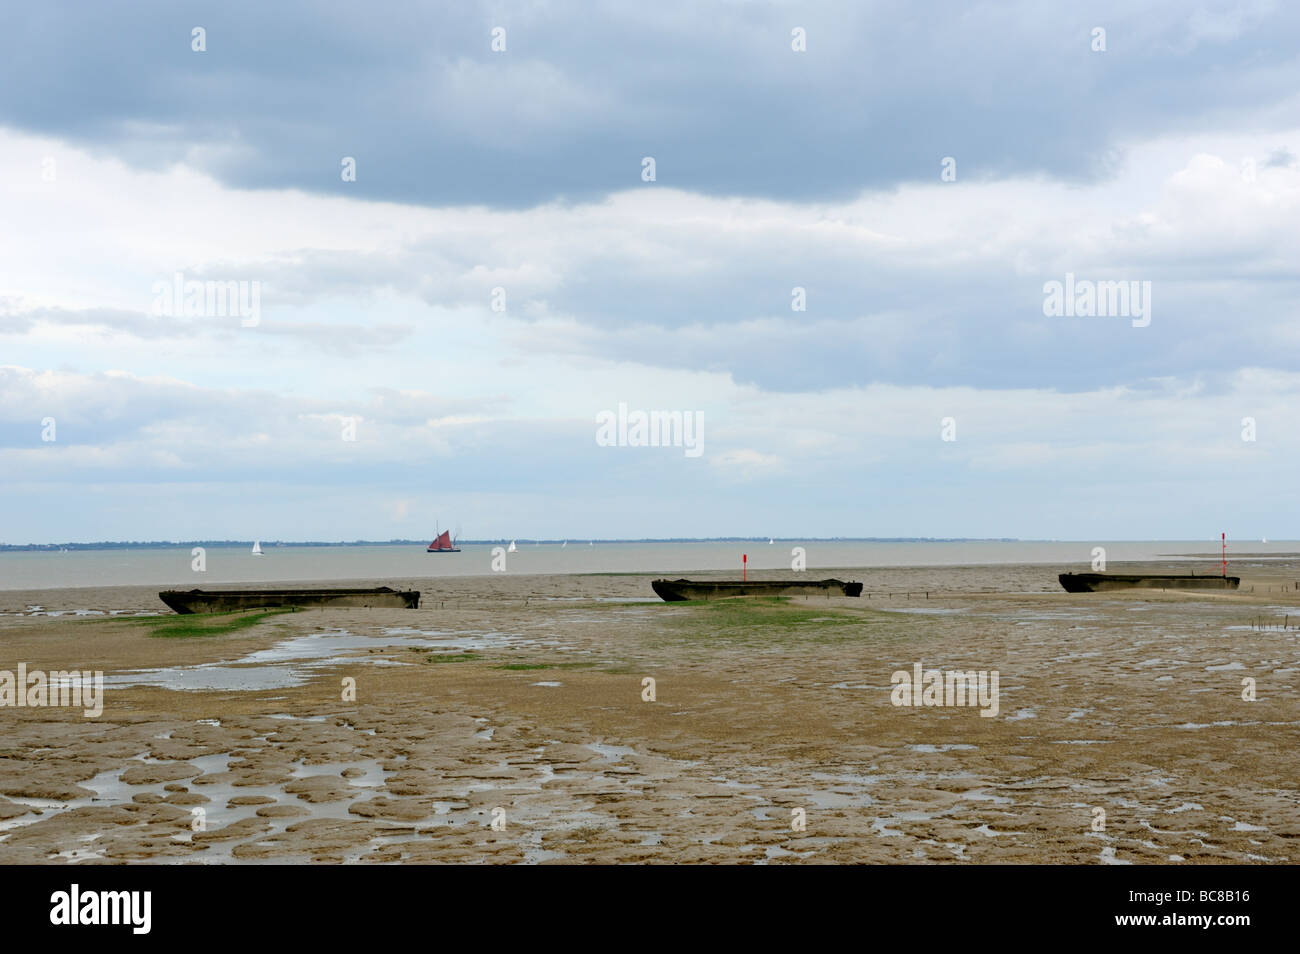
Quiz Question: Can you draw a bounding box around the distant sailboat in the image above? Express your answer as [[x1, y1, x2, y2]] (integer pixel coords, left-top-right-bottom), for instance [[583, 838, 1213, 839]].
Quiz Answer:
[[561, 540, 567, 548], [508, 540, 517, 552], [768, 538, 774, 545], [426, 529, 461, 553], [251, 540, 263, 556]]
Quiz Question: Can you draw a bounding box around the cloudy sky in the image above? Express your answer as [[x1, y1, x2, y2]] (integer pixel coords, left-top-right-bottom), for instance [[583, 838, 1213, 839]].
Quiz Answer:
[[2, 0, 1298, 543]]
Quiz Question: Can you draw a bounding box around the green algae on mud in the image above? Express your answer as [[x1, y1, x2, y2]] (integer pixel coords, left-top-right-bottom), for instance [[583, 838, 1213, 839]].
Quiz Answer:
[[138, 608, 294, 639], [651, 596, 894, 647], [68, 608, 294, 638], [427, 652, 480, 663]]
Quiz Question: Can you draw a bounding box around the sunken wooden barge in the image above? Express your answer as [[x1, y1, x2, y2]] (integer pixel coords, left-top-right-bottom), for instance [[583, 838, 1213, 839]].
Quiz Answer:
[[1058, 573, 1239, 593], [651, 578, 863, 602], [158, 587, 420, 614]]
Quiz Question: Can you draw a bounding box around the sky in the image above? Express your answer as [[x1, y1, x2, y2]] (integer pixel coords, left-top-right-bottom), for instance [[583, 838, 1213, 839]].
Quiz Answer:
[[2, 0, 1299, 544]]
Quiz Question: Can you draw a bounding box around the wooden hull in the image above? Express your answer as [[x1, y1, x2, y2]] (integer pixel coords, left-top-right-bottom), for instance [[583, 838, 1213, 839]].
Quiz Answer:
[[158, 587, 420, 614], [651, 578, 863, 602], [1058, 573, 1239, 593]]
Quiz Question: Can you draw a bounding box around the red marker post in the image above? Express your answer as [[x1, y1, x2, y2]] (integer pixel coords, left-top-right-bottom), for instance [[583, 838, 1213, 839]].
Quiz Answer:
[[743, 553, 747, 581]]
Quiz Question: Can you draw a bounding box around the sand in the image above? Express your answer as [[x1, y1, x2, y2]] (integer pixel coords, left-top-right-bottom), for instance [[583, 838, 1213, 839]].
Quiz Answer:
[[0, 562, 1297, 864]]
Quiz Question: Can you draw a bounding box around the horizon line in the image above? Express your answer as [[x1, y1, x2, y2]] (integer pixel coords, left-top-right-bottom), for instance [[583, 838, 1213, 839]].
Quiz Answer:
[[0, 536, 1274, 551]]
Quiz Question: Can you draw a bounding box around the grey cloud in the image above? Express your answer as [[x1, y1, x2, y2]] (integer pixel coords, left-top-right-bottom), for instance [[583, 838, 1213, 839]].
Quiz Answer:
[[1264, 147, 1297, 168], [0, 366, 497, 452], [3, 1, 1298, 207]]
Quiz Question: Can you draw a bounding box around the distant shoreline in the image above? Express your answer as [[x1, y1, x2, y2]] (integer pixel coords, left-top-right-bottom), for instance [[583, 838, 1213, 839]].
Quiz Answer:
[[0, 537, 1027, 552], [0, 537, 1277, 552]]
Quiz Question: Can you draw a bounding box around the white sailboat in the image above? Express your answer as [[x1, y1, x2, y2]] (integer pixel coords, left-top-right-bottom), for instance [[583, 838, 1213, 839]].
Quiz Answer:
[[251, 540, 263, 556], [508, 540, 517, 552], [768, 538, 774, 545], [561, 540, 567, 548]]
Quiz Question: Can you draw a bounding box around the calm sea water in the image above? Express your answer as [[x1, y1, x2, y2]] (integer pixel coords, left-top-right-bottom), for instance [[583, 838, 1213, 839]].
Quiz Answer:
[[0, 540, 1283, 591]]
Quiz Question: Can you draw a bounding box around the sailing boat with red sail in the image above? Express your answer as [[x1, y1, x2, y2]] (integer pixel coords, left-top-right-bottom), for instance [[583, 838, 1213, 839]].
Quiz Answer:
[[426, 529, 461, 553]]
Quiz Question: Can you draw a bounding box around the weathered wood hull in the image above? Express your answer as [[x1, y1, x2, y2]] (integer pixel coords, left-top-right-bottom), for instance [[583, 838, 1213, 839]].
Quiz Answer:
[[651, 578, 863, 602], [158, 587, 420, 614], [1058, 573, 1239, 593]]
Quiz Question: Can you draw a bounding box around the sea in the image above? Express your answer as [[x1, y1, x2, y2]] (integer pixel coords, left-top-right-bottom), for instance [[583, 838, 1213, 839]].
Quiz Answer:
[[0, 540, 1286, 591]]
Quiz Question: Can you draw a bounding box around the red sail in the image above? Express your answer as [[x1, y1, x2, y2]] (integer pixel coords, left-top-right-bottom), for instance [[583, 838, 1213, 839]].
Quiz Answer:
[[434, 530, 452, 550]]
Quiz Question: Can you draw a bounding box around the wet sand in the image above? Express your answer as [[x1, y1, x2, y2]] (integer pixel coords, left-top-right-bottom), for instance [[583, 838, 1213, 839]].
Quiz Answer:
[[1, 563, 1297, 864]]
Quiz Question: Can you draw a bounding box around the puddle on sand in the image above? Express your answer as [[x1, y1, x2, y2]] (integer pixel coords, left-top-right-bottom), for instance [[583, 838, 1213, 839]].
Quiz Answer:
[[290, 760, 391, 786], [960, 789, 1013, 805], [870, 817, 904, 837], [1053, 739, 1113, 745], [106, 664, 305, 692], [1, 750, 408, 861], [24, 609, 106, 617], [1175, 721, 1241, 730], [587, 743, 638, 761], [1099, 846, 1132, 865], [53, 834, 105, 862], [3, 740, 607, 864], [887, 607, 969, 615], [382, 627, 556, 653], [994, 612, 1101, 622], [105, 629, 517, 693], [536, 597, 659, 604], [0, 754, 177, 842], [179, 756, 400, 862], [804, 789, 872, 810], [516, 806, 617, 864], [760, 845, 802, 862]]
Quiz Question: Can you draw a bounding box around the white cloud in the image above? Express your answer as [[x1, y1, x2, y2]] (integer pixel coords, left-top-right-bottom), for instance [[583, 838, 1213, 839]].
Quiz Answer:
[[3, 122, 1300, 539]]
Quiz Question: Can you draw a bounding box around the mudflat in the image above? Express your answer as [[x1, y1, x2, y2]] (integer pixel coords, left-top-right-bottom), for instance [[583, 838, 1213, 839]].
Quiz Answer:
[[1, 563, 1296, 864]]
